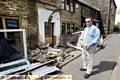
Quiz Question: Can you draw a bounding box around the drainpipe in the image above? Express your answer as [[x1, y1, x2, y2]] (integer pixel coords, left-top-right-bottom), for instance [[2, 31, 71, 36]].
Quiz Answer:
[[107, 0, 111, 34]]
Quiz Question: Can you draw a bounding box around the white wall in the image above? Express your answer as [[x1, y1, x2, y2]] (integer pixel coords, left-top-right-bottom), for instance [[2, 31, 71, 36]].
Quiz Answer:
[[38, 8, 60, 46]]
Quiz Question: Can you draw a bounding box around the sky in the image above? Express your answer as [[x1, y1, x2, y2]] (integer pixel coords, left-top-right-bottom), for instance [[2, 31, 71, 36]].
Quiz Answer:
[[115, 0, 120, 13]]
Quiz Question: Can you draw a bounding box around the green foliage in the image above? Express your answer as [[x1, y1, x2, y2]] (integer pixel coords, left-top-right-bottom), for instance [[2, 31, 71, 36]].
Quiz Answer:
[[114, 22, 120, 32], [75, 26, 79, 31], [115, 22, 120, 28]]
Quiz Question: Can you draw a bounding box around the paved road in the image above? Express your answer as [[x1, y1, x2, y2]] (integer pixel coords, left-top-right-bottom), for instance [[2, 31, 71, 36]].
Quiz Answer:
[[61, 33, 120, 80]]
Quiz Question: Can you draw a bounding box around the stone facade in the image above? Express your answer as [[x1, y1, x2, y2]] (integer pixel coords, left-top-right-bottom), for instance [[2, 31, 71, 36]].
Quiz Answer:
[[0, 0, 38, 50], [0, 0, 103, 50], [60, 3, 81, 29], [79, 0, 117, 34], [35, 0, 83, 45]]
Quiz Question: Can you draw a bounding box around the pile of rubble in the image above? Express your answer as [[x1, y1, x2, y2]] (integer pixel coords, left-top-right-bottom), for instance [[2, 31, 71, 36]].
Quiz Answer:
[[28, 48, 62, 64], [28, 42, 77, 67], [0, 32, 82, 76]]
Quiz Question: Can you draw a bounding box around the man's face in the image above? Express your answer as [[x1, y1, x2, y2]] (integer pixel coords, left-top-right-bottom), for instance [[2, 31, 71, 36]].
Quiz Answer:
[[85, 18, 92, 27]]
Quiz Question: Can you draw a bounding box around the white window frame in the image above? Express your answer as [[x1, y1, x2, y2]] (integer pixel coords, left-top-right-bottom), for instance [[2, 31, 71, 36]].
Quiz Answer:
[[0, 29, 30, 73]]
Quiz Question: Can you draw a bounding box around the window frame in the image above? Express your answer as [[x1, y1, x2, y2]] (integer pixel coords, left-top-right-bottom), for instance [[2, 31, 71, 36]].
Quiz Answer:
[[61, 0, 65, 10], [61, 22, 75, 35], [71, 23, 75, 33], [61, 0, 75, 13], [0, 16, 20, 39], [61, 23, 66, 35], [66, 0, 70, 11], [71, 2, 75, 13], [44, 22, 53, 37]]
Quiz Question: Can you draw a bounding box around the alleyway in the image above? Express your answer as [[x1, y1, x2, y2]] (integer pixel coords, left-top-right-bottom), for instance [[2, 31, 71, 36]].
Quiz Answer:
[[61, 33, 120, 80]]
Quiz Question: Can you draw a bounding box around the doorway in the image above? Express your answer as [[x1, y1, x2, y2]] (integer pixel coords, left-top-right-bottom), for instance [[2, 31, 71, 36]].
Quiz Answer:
[[44, 22, 54, 44]]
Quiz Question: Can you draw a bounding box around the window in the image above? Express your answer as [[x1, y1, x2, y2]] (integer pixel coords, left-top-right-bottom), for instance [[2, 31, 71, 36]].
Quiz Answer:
[[62, 23, 66, 35], [61, 0, 65, 9], [67, 23, 70, 34], [61, 0, 75, 12], [90, 10, 96, 18], [0, 17, 19, 39], [66, 0, 70, 11], [71, 2, 75, 12], [71, 24, 75, 32], [6, 19, 19, 29], [45, 22, 53, 37], [5, 19, 19, 38], [61, 23, 75, 35]]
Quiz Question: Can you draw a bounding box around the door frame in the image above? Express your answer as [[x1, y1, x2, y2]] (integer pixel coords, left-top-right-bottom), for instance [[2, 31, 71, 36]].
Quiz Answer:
[[44, 22, 54, 44]]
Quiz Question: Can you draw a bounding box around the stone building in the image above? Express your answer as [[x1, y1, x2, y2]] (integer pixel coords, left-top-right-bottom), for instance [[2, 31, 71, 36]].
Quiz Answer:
[[79, 0, 117, 34], [0, 0, 103, 50], [0, 0, 38, 50], [35, 0, 102, 46]]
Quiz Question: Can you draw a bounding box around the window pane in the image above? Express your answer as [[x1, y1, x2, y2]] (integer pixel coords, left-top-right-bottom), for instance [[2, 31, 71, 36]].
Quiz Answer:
[[62, 23, 66, 35], [45, 22, 52, 36], [71, 2, 74, 12], [6, 19, 18, 28], [45, 26, 50, 35], [5, 19, 19, 38], [62, 3, 65, 9], [61, 0, 65, 9], [66, 5, 70, 11], [67, 23, 70, 34], [7, 32, 19, 38], [66, 0, 70, 11], [67, 0, 70, 5], [71, 24, 74, 32]]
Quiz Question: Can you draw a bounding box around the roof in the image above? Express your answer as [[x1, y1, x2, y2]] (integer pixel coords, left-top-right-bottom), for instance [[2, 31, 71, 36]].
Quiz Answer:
[[113, 0, 117, 8], [74, 0, 100, 12]]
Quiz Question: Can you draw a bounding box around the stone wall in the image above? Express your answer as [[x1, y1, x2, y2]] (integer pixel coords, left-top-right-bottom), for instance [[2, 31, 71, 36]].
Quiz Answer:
[[79, 0, 116, 34], [27, 0, 38, 49], [0, 0, 38, 50], [36, 0, 82, 45], [61, 3, 81, 29], [79, 0, 109, 25], [60, 3, 81, 44]]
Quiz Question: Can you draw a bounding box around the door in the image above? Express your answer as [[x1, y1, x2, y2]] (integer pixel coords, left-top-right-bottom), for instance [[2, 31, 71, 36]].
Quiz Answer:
[[45, 22, 54, 44]]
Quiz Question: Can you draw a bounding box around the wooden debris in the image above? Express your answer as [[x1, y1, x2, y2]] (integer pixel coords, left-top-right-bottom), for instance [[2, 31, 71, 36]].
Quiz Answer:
[[31, 48, 41, 57]]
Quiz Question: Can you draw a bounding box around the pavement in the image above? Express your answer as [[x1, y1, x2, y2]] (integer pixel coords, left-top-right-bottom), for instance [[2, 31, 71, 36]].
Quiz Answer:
[[61, 33, 120, 80]]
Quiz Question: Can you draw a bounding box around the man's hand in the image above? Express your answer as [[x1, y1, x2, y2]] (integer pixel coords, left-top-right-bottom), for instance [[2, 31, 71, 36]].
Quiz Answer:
[[86, 44, 91, 49], [86, 42, 94, 49]]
